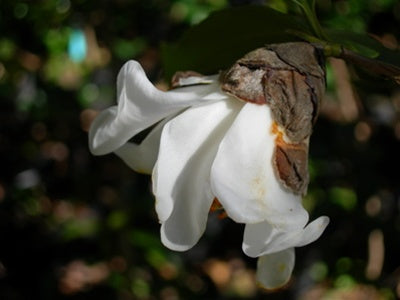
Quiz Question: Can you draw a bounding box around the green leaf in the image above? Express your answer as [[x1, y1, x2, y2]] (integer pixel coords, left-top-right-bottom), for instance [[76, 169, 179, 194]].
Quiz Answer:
[[327, 29, 400, 83], [327, 29, 400, 66], [161, 6, 310, 80], [327, 30, 382, 58], [341, 41, 379, 59]]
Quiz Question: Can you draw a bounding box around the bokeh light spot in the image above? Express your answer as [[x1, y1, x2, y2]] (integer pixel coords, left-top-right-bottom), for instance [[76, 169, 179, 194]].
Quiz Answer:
[[160, 286, 179, 300], [131, 278, 150, 298], [41, 141, 69, 162], [336, 257, 353, 274], [68, 29, 87, 63], [329, 187, 357, 211], [80, 109, 99, 132], [31, 122, 47, 142], [14, 3, 28, 19], [0, 262, 6, 279], [56, 0, 71, 14], [309, 261, 328, 281], [0, 63, 6, 80], [170, 2, 189, 21], [15, 169, 40, 189], [334, 274, 355, 289], [0, 184, 5, 203], [109, 256, 127, 273], [59, 260, 109, 295], [365, 229, 384, 280], [204, 259, 231, 288], [365, 195, 382, 217], [80, 83, 100, 107], [107, 210, 128, 230], [354, 121, 372, 142]]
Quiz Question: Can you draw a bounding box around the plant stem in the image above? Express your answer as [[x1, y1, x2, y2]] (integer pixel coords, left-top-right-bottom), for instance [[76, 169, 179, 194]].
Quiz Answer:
[[292, 0, 327, 40]]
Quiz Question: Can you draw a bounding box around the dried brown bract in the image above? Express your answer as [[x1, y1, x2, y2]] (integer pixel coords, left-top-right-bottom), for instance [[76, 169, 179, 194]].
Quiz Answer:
[[220, 42, 326, 195]]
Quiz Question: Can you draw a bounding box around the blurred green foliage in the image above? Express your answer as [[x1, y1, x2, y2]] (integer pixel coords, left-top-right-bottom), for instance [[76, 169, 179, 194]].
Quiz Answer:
[[1, 0, 400, 299]]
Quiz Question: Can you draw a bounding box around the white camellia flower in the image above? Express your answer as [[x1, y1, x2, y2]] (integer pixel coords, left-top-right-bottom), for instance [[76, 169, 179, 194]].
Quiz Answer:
[[89, 44, 329, 289]]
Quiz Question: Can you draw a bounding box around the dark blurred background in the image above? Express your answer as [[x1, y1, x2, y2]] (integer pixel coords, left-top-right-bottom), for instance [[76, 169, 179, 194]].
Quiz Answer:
[[1, 0, 400, 299]]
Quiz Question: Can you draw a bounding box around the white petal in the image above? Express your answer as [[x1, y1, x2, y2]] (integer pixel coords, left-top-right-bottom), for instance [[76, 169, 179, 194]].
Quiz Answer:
[[243, 216, 329, 258], [155, 99, 243, 251], [243, 221, 286, 258], [113, 114, 179, 174], [256, 248, 295, 290], [210, 103, 308, 228], [243, 221, 303, 258], [113, 118, 166, 174], [89, 60, 226, 155], [295, 216, 330, 247], [175, 75, 214, 87]]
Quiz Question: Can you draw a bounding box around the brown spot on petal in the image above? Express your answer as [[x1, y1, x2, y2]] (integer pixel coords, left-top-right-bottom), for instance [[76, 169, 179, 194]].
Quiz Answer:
[[273, 137, 309, 196]]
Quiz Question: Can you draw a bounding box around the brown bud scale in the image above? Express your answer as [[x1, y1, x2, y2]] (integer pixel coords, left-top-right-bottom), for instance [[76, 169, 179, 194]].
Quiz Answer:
[[221, 42, 326, 195]]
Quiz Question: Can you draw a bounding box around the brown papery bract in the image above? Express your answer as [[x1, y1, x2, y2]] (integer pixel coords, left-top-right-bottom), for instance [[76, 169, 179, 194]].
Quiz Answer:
[[220, 42, 325, 195]]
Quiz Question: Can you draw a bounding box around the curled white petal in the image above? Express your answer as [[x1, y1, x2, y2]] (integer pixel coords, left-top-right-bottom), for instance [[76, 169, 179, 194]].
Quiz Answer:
[[256, 248, 295, 290], [295, 216, 330, 247], [210, 102, 308, 228], [175, 76, 214, 87], [89, 60, 224, 155], [154, 99, 243, 251], [113, 117, 169, 174], [243, 216, 329, 258]]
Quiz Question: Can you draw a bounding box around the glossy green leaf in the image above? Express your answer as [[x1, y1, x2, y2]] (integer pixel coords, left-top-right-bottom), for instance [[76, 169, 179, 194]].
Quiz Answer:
[[161, 6, 310, 79], [327, 29, 390, 58], [341, 41, 379, 59], [327, 29, 400, 82]]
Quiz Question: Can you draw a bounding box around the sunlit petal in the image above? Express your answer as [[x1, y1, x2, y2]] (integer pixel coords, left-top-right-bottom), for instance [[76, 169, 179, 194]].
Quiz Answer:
[[243, 221, 285, 258], [295, 216, 330, 247], [155, 99, 243, 251], [89, 60, 225, 155], [210, 103, 308, 228], [243, 216, 329, 257], [256, 248, 295, 290], [113, 117, 169, 174]]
